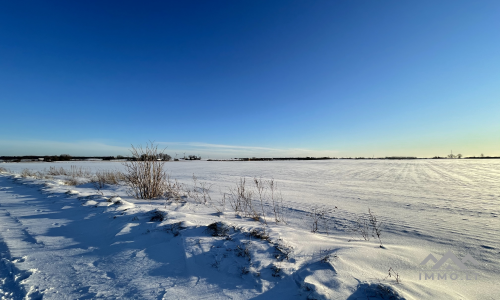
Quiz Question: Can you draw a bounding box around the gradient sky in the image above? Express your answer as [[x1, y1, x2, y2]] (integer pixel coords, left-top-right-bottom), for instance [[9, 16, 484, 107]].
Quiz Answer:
[[1, 1, 499, 158]]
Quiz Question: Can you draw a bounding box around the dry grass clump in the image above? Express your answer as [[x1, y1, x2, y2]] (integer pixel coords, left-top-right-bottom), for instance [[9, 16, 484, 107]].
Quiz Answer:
[[64, 178, 78, 186], [122, 142, 169, 200], [351, 208, 384, 246], [47, 165, 93, 178], [228, 177, 257, 219], [0, 166, 9, 173], [187, 175, 213, 204], [21, 168, 37, 178], [165, 175, 186, 201], [70, 165, 92, 178], [19, 169, 56, 180], [91, 170, 125, 186], [47, 166, 69, 176], [226, 177, 286, 224]]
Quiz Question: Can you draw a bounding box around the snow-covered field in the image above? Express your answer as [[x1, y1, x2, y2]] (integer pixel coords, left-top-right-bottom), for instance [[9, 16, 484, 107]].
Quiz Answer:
[[0, 160, 498, 299]]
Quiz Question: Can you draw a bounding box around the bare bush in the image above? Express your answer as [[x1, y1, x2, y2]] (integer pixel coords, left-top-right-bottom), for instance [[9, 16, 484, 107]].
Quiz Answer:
[[368, 208, 383, 246], [165, 174, 186, 201], [228, 178, 257, 218], [351, 208, 383, 245], [225, 177, 287, 224], [386, 267, 401, 283], [309, 207, 326, 233], [0, 167, 9, 173], [253, 177, 267, 225], [187, 175, 213, 204], [268, 179, 286, 224], [353, 214, 371, 241], [211, 191, 227, 215], [122, 142, 168, 200]]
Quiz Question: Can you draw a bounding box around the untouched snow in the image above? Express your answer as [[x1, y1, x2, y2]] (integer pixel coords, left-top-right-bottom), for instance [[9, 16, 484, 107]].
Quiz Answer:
[[0, 160, 499, 299]]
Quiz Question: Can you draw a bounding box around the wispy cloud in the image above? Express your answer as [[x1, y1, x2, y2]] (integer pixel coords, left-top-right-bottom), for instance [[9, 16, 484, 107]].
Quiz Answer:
[[158, 142, 338, 158], [0, 140, 130, 156], [0, 140, 337, 158]]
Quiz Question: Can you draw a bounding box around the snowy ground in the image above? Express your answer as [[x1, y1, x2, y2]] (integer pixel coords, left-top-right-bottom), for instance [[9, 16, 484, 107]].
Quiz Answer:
[[0, 160, 498, 299]]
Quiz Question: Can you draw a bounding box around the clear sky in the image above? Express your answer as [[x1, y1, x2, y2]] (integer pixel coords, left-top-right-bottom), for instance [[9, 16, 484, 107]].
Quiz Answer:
[[1, 1, 499, 158]]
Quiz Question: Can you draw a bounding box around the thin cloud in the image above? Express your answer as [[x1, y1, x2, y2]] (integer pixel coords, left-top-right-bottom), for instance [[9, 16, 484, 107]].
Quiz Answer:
[[0, 140, 130, 156], [158, 142, 338, 158], [0, 140, 338, 159]]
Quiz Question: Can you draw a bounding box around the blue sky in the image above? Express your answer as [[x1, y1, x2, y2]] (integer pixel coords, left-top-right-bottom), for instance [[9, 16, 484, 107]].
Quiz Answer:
[[1, 1, 499, 158]]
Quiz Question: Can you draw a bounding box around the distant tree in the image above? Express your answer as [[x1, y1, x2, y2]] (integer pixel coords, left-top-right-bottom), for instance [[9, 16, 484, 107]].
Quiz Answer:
[[157, 153, 172, 161], [59, 154, 72, 161], [116, 155, 125, 159], [447, 153, 455, 159], [481, 153, 484, 158], [456, 154, 462, 159]]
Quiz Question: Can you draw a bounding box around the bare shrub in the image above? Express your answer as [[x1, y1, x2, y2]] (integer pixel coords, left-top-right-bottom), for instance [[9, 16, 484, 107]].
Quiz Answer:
[[165, 175, 186, 201], [351, 208, 383, 244], [386, 267, 401, 283], [353, 214, 371, 241], [0, 167, 9, 173], [268, 179, 286, 224], [228, 178, 257, 219], [368, 208, 383, 246], [122, 142, 168, 200], [187, 174, 213, 204], [309, 207, 326, 233], [225, 177, 287, 224], [253, 177, 267, 225], [211, 191, 227, 215]]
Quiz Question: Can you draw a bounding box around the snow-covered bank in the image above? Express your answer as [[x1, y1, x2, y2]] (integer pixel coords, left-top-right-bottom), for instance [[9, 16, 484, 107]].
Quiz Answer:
[[0, 160, 499, 299]]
